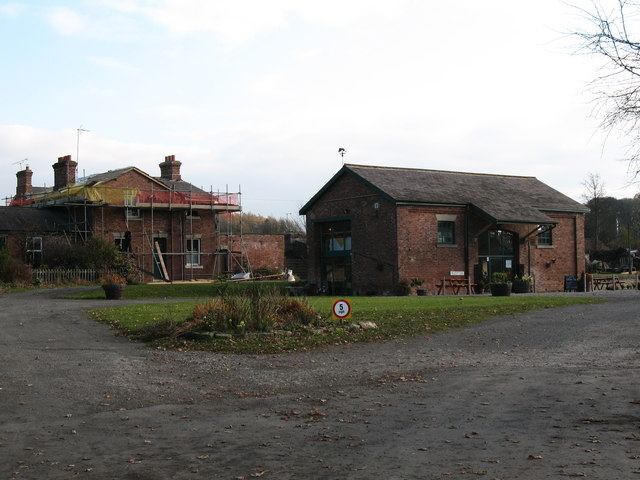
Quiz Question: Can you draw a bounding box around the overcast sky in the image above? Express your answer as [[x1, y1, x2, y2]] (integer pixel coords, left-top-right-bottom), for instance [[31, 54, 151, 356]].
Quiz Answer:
[[0, 0, 635, 219]]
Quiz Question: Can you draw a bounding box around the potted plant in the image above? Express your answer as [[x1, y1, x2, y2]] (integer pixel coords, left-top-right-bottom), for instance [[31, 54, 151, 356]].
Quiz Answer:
[[100, 273, 126, 300], [411, 278, 426, 296], [476, 275, 488, 294], [512, 274, 532, 293], [490, 272, 511, 296]]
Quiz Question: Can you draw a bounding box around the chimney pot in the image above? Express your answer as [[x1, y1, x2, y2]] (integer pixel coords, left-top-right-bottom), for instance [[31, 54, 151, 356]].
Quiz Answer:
[[52, 154, 77, 190], [16, 166, 33, 198], [159, 154, 182, 181]]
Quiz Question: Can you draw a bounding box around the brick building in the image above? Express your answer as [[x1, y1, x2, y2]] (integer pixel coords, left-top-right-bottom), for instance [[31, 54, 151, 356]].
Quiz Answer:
[[300, 164, 589, 294], [9, 154, 247, 282]]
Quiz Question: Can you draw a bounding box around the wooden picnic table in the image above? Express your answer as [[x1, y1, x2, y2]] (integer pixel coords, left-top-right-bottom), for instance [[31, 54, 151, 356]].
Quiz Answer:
[[591, 277, 624, 290], [436, 278, 477, 295]]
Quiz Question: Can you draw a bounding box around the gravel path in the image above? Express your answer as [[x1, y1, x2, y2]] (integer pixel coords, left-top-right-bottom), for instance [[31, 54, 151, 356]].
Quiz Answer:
[[1, 288, 639, 479]]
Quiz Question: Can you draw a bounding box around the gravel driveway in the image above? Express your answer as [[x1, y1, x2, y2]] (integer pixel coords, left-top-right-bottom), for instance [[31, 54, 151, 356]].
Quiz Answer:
[[1, 288, 639, 479]]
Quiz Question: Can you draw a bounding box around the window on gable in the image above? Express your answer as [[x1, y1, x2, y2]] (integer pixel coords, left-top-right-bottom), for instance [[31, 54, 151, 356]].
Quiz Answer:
[[437, 221, 455, 245], [538, 226, 553, 246], [186, 238, 201, 266], [320, 221, 351, 256], [124, 189, 140, 219]]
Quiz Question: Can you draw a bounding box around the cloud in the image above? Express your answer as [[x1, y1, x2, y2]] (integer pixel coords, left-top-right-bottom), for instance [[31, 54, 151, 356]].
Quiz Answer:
[[0, 3, 24, 17], [44, 6, 89, 36], [87, 55, 140, 73]]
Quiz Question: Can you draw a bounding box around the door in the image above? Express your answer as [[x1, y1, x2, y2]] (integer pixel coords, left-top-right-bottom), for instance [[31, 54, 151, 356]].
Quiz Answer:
[[478, 229, 517, 281], [152, 237, 168, 281]]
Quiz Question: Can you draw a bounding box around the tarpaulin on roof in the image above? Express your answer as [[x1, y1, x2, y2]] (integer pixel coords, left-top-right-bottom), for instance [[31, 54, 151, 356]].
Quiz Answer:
[[10, 185, 240, 208]]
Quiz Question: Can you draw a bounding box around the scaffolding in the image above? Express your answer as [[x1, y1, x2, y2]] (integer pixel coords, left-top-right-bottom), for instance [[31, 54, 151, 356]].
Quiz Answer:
[[7, 183, 248, 282], [213, 185, 251, 277]]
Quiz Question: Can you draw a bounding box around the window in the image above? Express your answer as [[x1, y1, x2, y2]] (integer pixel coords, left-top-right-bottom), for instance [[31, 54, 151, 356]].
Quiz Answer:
[[186, 238, 201, 266], [538, 226, 553, 246], [114, 231, 132, 252], [0, 235, 7, 250], [126, 208, 141, 219], [124, 189, 140, 219], [437, 221, 455, 245], [26, 236, 43, 266], [320, 221, 351, 256]]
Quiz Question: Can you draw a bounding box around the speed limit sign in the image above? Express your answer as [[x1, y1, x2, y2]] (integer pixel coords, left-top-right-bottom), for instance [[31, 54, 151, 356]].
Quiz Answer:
[[332, 299, 352, 320]]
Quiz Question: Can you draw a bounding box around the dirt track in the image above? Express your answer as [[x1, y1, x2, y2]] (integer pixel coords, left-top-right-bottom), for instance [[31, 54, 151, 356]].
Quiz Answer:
[[1, 288, 639, 479]]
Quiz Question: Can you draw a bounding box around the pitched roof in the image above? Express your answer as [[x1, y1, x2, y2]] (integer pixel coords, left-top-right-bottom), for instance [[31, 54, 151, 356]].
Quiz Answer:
[[80, 167, 207, 193], [0, 207, 70, 233], [300, 164, 588, 225]]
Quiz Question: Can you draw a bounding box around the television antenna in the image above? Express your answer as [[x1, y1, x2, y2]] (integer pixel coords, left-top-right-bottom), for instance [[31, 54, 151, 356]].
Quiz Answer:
[[13, 158, 28, 170], [77, 125, 90, 165]]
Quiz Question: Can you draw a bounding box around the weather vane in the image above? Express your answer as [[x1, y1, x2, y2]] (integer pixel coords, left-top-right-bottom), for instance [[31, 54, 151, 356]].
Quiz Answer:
[[338, 148, 346, 164]]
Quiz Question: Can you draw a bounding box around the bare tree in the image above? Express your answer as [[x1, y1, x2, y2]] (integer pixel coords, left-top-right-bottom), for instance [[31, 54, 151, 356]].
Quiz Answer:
[[582, 172, 607, 249], [572, 0, 640, 173]]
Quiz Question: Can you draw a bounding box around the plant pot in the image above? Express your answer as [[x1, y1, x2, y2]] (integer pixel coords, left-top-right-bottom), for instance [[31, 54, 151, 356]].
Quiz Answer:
[[511, 280, 531, 294], [490, 282, 511, 297], [102, 284, 125, 300]]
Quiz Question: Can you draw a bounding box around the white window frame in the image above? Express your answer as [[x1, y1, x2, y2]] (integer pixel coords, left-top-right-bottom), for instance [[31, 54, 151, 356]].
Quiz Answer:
[[186, 237, 201, 266], [124, 190, 141, 219]]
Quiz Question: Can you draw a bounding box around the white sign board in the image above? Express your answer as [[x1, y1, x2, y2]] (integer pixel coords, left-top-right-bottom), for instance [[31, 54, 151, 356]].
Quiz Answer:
[[450, 271, 465, 276]]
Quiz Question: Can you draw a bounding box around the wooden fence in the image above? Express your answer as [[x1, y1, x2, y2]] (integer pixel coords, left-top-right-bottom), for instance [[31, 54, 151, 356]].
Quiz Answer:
[[32, 268, 114, 284]]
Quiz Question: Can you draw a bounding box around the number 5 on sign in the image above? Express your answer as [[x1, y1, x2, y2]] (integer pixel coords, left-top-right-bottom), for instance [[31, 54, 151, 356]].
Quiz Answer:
[[332, 299, 351, 321]]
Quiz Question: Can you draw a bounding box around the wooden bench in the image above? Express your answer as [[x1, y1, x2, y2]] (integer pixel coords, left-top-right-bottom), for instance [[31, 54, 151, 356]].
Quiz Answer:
[[435, 277, 477, 295]]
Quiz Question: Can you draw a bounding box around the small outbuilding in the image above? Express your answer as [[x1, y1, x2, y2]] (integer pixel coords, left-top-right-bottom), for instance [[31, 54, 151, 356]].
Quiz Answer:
[[299, 164, 589, 295]]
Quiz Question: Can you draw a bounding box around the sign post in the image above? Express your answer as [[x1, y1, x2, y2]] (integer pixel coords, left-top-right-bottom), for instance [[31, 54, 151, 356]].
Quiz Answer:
[[332, 299, 352, 322]]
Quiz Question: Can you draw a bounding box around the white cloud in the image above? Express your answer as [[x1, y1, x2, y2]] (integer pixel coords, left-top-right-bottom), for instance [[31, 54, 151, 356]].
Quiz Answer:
[[44, 6, 89, 36], [0, 3, 24, 17], [88, 55, 140, 73]]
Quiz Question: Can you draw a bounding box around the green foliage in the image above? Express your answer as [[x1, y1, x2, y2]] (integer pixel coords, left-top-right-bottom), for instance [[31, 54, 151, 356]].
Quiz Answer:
[[81, 238, 120, 269], [492, 272, 509, 284], [43, 237, 135, 279], [253, 266, 281, 277], [189, 285, 319, 334], [0, 248, 33, 284], [393, 280, 411, 296]]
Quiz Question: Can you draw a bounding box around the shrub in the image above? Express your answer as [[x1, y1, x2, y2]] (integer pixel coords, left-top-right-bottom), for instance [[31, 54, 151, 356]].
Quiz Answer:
[[0, 248, 33, 285], [183, 286, 320, 336], [99, 273, 126, 285], [253, 266, 281, 277], [492, 272, 509, 284], [393, 280, 411, 296]]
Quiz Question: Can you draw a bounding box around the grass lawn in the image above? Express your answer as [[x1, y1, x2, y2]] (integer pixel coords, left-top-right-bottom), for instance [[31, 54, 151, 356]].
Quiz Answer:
[[88, 295, 604, 354], [65, 281, 292, 300]]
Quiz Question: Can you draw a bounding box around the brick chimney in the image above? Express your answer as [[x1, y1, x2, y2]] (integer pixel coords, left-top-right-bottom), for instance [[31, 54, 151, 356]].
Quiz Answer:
[[159, 154, 182, 181], [16, 166, 33, 198], [52, 155, 77, 190]]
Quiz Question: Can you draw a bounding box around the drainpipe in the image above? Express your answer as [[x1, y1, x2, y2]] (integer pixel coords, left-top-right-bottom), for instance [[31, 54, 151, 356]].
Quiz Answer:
[[464, 206, 470, 292]]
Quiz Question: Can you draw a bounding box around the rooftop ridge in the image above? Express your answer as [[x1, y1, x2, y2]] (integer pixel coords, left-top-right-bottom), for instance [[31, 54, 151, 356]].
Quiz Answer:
[[344, 163, 537, 180]]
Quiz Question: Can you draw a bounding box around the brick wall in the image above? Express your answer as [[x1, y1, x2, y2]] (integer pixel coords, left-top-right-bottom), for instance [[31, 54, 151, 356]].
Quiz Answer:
[[305, 173, 398, 294], [82, 169, 222, 282], [305, 172, 587, 294], [234, 234, 285, 273]]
